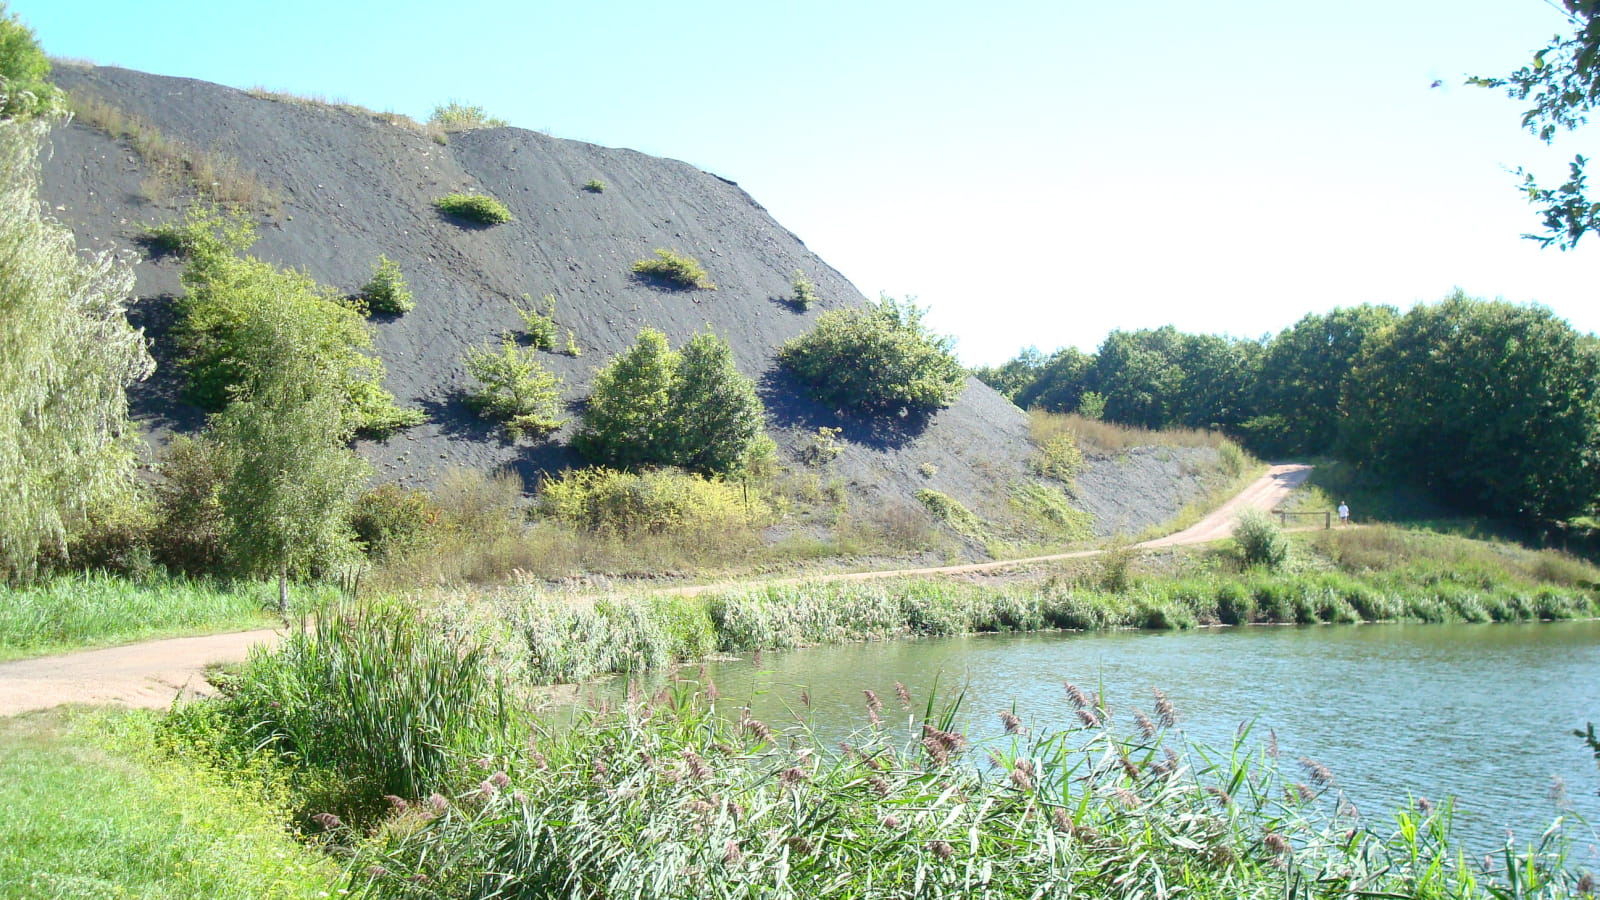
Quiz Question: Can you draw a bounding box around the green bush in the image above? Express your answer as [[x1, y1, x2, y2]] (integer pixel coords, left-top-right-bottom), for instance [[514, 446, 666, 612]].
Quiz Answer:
[[1031, 432, 1085, 481], [575, 328, 767, 475], [779, 295, 966, 414], [463, 338, 566, 440], [1235, 509, 1290, 571], [790, 269, 818, 310], [583, 178, 606, 193], [538, 466, 766, 535], [350, 484, 436, 560], [630, 248, 715, 290], [358, 255, 413, 315], [172, 205, 421, 436], [434, 193, 513, 225], [426, 101, 507, 131], [0, 5, 64, 120], [513, 293, 557, 350]]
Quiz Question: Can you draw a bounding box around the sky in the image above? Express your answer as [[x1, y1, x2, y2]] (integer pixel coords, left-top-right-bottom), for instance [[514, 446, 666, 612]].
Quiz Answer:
[[13, 0, 1600, 365]]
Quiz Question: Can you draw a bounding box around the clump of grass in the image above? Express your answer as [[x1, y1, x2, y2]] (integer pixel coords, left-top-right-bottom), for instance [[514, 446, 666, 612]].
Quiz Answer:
[[582, 178, 606, 193], [434, 192, 513, 225], [631, 248, 715, 290], [562, 329, 582, 357], [0, 573, 331, 661], [916, 489, 989, 543], [69, 90, 276, 210], [165, 603, 516, 822]]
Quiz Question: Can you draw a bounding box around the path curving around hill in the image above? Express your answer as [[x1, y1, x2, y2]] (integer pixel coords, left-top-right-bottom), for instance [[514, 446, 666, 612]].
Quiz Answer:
[[0, 464, 1312, 717]]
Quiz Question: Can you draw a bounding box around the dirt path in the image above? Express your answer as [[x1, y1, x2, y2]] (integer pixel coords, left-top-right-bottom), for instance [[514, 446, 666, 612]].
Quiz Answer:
[[0, 464, 1313, 718]]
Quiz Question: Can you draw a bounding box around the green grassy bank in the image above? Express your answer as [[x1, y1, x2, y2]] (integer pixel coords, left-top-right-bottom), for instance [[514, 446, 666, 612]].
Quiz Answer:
[[0, 573, 337, 661], [0, 707, 339, 899], [433, 523, 1599, 684]]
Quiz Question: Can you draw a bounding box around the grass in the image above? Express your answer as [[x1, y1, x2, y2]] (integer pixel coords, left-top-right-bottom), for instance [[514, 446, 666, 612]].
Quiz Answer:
[[0, 707, 339, 899], [1033, 410, 1231, 455], [0, 573, 335, 661], [632, 248, 716, 290], [67, 90, 276, 210], [433, 192, 513, 225]]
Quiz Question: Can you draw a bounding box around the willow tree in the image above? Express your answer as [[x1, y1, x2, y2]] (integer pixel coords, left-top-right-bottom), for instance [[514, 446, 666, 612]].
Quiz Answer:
[[0, 77, 153, 580]]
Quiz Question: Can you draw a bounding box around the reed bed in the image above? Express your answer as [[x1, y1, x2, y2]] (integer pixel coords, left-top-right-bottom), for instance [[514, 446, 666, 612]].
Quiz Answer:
[[159, 603, 1592, 898], [449, 570, 1598, 686], [0, 572, 321, 660], [342, 689, 1585, 898]]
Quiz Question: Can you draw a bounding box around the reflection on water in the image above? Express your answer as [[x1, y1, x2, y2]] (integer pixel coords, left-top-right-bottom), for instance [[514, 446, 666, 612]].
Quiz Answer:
[[590, 620, 1600, 853]]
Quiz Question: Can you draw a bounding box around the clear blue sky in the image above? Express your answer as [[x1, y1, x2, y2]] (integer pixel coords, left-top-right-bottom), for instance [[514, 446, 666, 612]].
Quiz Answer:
[[15, 0, 1599, 364]]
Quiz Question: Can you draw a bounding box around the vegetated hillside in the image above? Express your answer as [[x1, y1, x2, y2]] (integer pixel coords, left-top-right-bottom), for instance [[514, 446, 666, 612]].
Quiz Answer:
[[38, 64, 1218, 542]]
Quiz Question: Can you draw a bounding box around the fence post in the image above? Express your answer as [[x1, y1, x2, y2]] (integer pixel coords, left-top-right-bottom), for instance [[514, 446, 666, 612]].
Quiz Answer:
[[1324, 511, 1331, 529]]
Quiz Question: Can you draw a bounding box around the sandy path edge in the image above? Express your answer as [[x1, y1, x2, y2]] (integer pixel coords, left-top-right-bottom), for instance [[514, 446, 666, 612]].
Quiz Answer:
[[0, 464, 1312, 717]]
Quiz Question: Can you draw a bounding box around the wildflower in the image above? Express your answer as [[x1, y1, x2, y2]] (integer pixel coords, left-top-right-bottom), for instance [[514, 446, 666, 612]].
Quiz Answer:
[[868, 774, 892, 796], [1263, 831, 1291, 856], [895, 682, 912, 709], [529, 751, 549, 770], [382, 795, 408, 812], [427, 793, 449, 814], [781, 766, 807, 787], [1076, 707, 1101, 728], [723, 840, 744, 867], [489, 771, 511, 790], [800, 689, 811, 707]]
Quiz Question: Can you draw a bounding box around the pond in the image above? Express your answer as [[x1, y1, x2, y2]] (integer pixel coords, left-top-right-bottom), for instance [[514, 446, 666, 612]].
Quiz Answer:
[[597, 620, 1600, 855]]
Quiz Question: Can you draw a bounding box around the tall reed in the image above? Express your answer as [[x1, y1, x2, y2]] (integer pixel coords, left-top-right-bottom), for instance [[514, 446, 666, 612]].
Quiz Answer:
[[343, 682, 1588, 899]]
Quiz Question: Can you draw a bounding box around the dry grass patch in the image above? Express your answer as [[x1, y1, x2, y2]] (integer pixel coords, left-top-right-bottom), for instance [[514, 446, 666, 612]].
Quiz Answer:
[[68, 90, 276, 210]]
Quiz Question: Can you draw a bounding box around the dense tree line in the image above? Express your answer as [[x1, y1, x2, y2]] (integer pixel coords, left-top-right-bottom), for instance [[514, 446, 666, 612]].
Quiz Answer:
[[977, 292, 1600, 523]]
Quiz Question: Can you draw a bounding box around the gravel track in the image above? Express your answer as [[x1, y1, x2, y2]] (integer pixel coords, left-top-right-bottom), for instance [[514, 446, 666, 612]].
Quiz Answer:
[[0, 465, 1310, 718]]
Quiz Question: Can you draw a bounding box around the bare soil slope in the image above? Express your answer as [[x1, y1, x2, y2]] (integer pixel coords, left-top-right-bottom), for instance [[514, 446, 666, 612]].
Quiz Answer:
[[40, 65, 1034, 509]]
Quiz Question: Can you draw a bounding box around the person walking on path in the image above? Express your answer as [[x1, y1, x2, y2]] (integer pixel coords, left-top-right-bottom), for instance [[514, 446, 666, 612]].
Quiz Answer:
[[1337, 501, 1350, 526]]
